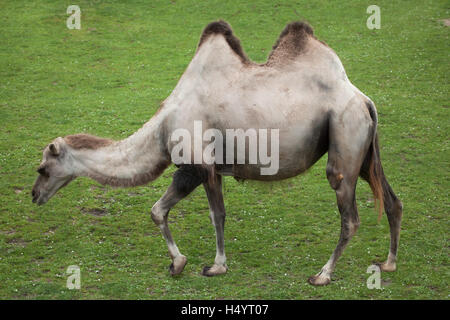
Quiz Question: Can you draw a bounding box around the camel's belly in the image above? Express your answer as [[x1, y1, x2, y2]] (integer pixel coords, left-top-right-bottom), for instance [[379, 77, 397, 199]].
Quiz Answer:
[[217, 164, 307, 181], [215, 117, 329, 181]]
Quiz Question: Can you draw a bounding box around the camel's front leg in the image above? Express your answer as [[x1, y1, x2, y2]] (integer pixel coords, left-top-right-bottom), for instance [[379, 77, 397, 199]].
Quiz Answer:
[[202, 174, 228, 276], [151, 167, 203, 275]]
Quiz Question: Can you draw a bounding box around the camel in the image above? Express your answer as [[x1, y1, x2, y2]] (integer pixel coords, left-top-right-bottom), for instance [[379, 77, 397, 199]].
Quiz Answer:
[[32, 20, 403, 286]]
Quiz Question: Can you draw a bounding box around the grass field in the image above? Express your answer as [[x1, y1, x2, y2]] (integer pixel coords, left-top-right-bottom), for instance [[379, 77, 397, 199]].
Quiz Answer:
[[0, 0, 448, 299]]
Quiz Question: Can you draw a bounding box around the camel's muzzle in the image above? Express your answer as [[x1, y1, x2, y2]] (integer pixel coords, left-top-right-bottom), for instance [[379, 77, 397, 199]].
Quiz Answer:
[[31, 188, 45, 205], [31, 189, 39, 203]]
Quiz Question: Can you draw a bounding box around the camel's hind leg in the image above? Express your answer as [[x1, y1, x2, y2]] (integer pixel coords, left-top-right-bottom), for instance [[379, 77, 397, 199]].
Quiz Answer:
[[359, 132, 403, 272], [379, 179, 403, 271], [202, 173, 228, 276], [309, 102, 373, 286], [151, 166, 206, 275], [308, 169, 362, 286]]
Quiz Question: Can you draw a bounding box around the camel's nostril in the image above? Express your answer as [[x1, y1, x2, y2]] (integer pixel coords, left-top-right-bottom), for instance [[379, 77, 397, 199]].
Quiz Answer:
[[31, 190, 39, 203]]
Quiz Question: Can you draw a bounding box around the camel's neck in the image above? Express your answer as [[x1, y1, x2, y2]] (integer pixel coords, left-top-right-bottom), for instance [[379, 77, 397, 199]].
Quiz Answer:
[[69, 115, 171, 187]]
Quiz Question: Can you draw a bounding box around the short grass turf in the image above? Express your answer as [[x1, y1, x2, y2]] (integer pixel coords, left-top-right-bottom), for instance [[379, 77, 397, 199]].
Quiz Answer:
[[0, 0, 448, 299]]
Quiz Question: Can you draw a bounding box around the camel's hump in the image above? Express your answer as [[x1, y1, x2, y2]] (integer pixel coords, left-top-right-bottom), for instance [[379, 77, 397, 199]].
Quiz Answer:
[[197, 20, 249, 64], [276, 21, 314, 41], [267, 21, 315, 65], [197, 20, 318, 66]]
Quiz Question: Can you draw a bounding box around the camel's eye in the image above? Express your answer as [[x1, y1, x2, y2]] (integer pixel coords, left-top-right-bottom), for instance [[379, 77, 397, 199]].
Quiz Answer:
[[37, 167, 48, 176]]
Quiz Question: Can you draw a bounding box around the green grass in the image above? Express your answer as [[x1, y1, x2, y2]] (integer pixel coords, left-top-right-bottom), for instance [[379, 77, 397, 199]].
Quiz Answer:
[[0, 0, 448, 299]]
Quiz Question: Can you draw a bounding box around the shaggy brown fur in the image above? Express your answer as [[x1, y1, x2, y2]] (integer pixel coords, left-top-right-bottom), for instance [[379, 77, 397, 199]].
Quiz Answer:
[[65, 134, 113, 150], [197, 20, 316, 67], [267, 21, 315, 65], [197, 20, 250, 64]]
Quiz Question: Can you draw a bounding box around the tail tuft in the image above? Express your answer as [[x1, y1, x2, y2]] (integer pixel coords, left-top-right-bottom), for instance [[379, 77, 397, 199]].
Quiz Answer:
[[361, 101, 384, 221], [368, 134, 385, 221]]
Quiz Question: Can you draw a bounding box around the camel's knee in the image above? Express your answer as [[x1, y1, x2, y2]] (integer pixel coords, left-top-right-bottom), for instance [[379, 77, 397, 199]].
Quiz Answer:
[[326, 165, 344, 190], [387, 199, 403, 221], [340, 219, 359, 243], [151, 201, 167, 225], [210, 210, 225, 226], [393, 199, 403, 217], [348, 219, 360, 236], [385, 197, 403, 226]]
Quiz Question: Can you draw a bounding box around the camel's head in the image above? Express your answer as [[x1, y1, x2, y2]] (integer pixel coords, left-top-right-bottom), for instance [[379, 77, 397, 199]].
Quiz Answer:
[[32, 137, 75, 205]]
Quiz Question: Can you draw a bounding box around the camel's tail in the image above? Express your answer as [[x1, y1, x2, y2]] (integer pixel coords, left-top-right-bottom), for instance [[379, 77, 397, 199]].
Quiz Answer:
[[360, 101, 385, 221]]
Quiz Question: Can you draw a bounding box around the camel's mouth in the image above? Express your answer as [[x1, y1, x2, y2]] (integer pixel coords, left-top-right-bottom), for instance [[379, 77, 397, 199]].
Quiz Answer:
[[31, 176, 75, 206], [31, 187, 51, 206], [31, 191, 47, 205], [36, 197, 47, 206], [31, 189, 40, 204]]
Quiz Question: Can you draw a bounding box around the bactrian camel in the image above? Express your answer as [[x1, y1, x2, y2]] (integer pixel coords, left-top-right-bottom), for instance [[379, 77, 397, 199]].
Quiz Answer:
[[32, 20, 403, 286]]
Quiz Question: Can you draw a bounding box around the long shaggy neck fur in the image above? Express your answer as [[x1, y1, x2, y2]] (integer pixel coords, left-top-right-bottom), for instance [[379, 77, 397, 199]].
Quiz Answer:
[[66, 115, 171, 187]]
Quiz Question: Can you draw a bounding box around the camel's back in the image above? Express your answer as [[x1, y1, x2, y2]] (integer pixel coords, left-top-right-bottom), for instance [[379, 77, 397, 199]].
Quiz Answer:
[[186, 21, 353, 124]]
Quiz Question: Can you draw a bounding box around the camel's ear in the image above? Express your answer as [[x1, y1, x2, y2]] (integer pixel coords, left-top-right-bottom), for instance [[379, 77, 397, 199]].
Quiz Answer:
[[49, 137, 65, 156], [49, 143, 60, 156]]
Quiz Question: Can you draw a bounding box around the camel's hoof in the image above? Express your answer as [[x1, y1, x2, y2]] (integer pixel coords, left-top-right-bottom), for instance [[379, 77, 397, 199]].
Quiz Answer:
[[169, 255, 187, 276], [377, 261, 396, 272], [308, 274, 331, 286], [201, 264, 228, 277]]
